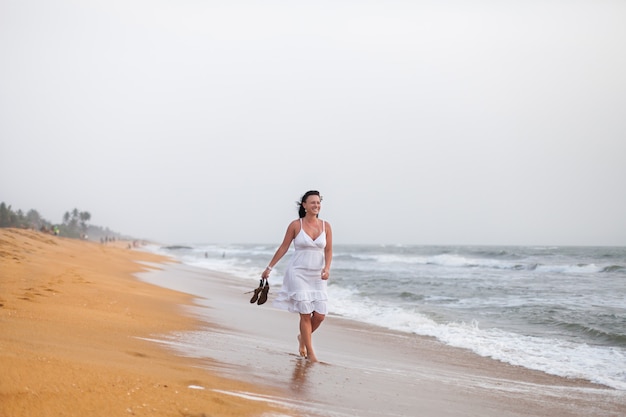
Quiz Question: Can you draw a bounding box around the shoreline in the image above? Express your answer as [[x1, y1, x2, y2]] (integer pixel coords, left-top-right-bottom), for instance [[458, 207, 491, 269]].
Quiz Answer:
[[137, 261, 626, 417], [0, 228, 284, 417]]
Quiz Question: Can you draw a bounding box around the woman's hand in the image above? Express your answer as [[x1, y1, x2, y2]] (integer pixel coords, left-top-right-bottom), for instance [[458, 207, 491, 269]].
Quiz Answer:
[[321, 269, 329, 280], [261, 266, 271, 279]]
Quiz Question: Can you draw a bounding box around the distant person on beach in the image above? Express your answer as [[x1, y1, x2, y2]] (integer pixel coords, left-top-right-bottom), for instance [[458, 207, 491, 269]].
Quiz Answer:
[[262, 190, 333, 362]]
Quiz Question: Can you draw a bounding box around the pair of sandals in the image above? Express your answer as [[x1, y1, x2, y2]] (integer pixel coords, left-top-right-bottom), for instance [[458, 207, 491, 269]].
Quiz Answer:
[[249, 278, 270, 305]]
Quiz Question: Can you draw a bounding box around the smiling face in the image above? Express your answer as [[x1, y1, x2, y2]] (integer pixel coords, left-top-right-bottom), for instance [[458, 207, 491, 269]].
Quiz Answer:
[[302, 194, 321, 216]]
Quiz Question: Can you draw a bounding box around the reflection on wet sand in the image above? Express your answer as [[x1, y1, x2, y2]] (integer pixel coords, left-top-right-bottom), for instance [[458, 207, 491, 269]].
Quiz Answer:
[[290, 358, 314, 393]]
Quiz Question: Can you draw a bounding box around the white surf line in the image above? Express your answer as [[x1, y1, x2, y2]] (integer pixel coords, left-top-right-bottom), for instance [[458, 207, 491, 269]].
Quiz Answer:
[[211, 389, 408, 417], [211, 389, 311, 417], [211, 389, 298, 406]]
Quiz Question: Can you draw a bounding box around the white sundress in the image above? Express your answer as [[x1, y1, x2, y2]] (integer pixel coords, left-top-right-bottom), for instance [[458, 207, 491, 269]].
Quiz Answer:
[[272, 218, 328, 315]]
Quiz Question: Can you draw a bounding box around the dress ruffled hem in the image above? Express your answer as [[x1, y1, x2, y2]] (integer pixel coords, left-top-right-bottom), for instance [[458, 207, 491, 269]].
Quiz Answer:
[[272, 290, 328, 315]]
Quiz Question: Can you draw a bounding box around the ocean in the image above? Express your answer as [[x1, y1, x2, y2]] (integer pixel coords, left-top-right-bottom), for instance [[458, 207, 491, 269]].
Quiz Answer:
[[150, 243, 626, 391]]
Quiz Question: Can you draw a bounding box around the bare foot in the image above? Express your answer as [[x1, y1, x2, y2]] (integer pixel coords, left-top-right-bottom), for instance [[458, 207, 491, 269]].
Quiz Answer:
[[297, 335, 307, 357]]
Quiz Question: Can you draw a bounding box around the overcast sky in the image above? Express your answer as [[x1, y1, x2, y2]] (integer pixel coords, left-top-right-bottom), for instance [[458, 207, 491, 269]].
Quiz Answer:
[[1, 1, 625, 246]]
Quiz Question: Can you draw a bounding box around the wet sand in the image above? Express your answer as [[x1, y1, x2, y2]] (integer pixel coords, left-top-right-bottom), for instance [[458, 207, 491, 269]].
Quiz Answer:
[[0, 229, 284, 417], [139, 262, 626, 417]]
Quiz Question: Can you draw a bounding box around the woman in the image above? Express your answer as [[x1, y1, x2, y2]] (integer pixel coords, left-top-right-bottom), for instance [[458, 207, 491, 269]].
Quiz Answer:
[[262, 190, 333, 362]]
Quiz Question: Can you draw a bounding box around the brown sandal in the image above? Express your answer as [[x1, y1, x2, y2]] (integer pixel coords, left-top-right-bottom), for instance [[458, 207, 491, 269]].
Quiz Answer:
[[257, 278, 270, 305], [249, 279, 264, 303]]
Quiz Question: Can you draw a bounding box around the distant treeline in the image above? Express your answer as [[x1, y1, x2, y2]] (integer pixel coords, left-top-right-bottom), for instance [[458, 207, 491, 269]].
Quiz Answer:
[[0, 202, 124, 241]]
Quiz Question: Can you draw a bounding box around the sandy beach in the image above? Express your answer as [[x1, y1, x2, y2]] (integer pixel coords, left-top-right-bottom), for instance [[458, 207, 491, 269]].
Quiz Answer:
[[0, 229, 282, 417], [2, 228, 625, 417]]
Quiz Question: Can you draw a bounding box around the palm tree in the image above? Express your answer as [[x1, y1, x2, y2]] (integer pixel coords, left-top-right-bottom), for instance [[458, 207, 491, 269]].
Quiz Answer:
[[79, 211, 91, 232], [0, 203, 10, 227]]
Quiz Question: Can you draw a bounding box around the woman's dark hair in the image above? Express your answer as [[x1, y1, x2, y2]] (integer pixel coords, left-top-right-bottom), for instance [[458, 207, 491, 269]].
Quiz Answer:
[[298, 190, 322, 218]]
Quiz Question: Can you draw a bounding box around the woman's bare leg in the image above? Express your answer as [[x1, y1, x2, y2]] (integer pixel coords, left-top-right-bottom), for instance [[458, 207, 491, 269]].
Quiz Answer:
[[299, 313, 317, 362], [297, 334, 306, 357], [298, 312, 325, 362], [311, 311, 325, 333]]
